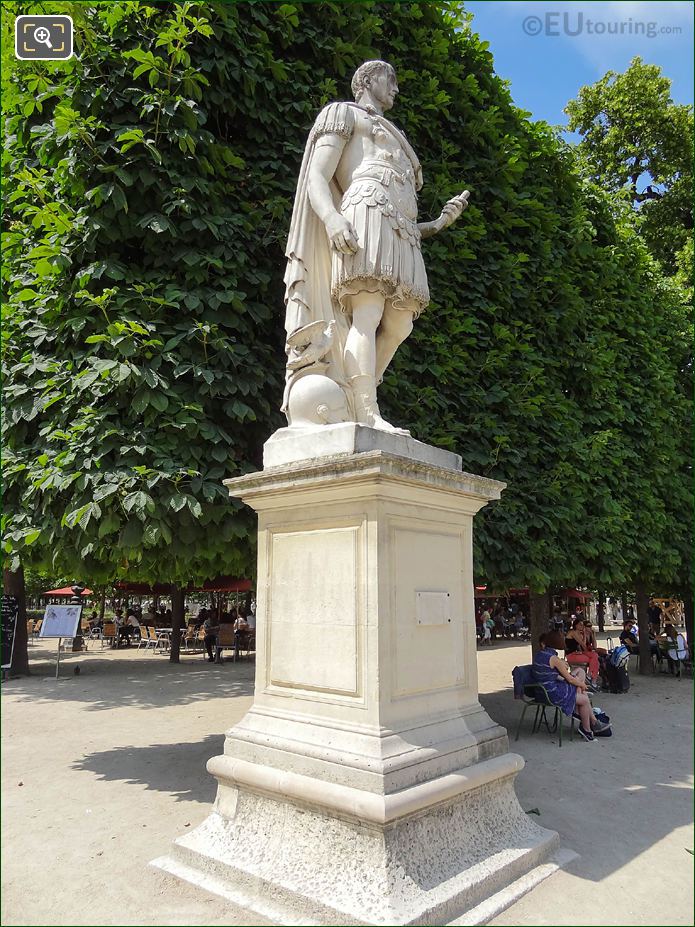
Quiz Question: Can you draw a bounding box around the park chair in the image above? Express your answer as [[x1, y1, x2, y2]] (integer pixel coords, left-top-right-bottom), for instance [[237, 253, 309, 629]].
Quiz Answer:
[[512, 664, 574, 748], [154, 627, 171, 652], [227, 626, 255, 662], [237, 628, 256, 661], [26, 619, 34, 645], [33, 619, 43, 639], [216, 624, 236, 662], [101, 622, 116, 648], [181, 625, 198, 652], [657, 636, 692, 679], [137, 626, 155, 652]]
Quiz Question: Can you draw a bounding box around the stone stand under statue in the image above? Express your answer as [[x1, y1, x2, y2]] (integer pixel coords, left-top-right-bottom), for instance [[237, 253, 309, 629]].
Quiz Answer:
[[152, 425, 567, 925]]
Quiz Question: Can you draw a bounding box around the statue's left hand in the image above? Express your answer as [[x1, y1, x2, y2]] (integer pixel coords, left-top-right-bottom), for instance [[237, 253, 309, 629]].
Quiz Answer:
[[437, 190, 470, 230]]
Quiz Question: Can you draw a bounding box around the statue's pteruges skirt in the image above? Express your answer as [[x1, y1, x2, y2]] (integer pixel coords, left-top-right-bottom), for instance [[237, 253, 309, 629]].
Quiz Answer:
[[332, 177, 430, 317]]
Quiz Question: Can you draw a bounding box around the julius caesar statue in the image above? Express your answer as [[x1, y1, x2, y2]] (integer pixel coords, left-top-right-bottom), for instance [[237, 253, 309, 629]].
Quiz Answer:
[[283, 60, 469, 434]]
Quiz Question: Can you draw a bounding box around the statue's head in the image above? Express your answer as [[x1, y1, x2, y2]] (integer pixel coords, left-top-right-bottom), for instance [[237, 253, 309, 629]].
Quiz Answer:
[[351, 60, 398, 111], [287, 375, 350, 428]]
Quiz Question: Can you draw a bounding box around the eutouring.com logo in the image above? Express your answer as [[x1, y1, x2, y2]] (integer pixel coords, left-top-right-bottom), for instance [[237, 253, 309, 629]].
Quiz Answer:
[[522, 12, 683, 39], [15, 15, 73, 60]]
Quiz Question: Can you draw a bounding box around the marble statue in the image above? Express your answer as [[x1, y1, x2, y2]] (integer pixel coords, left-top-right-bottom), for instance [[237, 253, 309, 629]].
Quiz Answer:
[[283, 59, 469, 435]]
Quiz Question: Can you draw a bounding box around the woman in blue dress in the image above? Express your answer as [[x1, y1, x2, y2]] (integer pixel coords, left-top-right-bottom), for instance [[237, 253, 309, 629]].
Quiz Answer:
[[532, 631, 604, 741]]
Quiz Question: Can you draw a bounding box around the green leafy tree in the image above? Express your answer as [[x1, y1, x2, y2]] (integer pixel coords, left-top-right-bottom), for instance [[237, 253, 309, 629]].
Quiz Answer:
[[3, 1, 689, 672], [565, 56, 694, 275], [3, 1, 286, 660], [566, 57, 693, 665]]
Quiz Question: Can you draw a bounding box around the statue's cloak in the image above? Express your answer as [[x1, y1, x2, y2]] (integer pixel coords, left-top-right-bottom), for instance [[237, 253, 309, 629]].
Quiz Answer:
[[282, 102, 423, 412]]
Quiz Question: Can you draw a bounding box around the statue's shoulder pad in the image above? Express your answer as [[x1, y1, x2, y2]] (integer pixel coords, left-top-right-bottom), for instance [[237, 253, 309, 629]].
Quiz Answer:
[[311, 101, 355, 140]]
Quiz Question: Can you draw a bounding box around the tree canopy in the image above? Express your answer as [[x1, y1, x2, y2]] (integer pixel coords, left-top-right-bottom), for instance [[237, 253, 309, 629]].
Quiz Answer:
[[566, 56, 694, 276], [2, 1, 690, 607]]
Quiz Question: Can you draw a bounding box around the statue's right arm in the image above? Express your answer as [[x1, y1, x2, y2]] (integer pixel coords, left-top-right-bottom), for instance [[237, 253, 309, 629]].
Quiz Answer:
[[307, 139, 359, 255]]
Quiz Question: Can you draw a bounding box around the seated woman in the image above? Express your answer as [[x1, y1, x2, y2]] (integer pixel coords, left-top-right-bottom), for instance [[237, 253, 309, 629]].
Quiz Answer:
[[621, 618, 659, 662], [659, 624, 688, 674], [582, 619, 606, 655], [533, 631, 607, 742], [565, 617, 601, 690]]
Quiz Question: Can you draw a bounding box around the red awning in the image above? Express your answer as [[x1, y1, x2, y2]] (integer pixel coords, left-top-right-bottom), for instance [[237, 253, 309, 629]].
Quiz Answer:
[[42, 587, 93, 597], [473, 587, 591, 600], [114, 582, 175, 595], [200, 577, 253, 592], [474, 586, 529, 598], [114, 577, 253, 594]]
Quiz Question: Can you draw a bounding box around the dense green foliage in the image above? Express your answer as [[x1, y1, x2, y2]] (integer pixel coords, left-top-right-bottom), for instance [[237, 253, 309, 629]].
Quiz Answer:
[[566, 57, 694, 277], [566, 57, 693, 594], [2, 1, 690, 597]]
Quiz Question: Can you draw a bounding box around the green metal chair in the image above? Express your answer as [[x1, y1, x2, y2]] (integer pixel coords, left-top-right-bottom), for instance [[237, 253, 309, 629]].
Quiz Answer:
[[513, 665, 575, 747]]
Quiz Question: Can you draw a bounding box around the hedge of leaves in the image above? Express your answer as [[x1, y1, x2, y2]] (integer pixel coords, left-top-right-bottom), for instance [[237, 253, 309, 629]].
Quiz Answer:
[[2, 1, 690, 593]]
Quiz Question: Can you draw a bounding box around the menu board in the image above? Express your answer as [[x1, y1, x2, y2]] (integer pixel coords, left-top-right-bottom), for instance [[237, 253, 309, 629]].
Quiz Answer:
[[1, 595, 20, 671], [40, 604, 82, 639]]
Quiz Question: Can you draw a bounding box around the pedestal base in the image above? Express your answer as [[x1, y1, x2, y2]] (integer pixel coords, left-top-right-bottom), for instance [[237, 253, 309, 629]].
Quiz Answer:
[[153, 765, 561, 926], [154, 439, 566, 923]]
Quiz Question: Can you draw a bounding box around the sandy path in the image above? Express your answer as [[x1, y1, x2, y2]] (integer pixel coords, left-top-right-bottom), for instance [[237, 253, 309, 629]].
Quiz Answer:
[[2, 632, 692, 926]]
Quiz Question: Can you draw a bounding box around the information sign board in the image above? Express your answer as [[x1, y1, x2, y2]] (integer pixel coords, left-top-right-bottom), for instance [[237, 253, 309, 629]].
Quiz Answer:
[[39, 604, 82, 639], [1, 595, 20, 671]]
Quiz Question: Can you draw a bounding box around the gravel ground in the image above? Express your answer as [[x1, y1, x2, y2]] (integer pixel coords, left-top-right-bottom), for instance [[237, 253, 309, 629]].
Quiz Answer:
[[2, 629, 692, 926]]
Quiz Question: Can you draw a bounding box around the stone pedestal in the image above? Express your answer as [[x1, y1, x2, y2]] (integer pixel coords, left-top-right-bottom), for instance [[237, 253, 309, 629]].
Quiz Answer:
[[153, 429, 561, 924]]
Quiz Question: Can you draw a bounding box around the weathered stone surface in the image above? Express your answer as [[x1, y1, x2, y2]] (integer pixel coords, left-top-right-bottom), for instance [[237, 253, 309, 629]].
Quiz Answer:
[[154, 439, 562, 924], [155, 773, 559, 926], [263, 423, 463, 471]]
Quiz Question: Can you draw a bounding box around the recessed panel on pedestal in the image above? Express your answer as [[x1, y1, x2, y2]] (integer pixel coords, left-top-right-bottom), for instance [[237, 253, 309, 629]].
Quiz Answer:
[[267, 523, 362, 697], [392, 524, 466, 698]]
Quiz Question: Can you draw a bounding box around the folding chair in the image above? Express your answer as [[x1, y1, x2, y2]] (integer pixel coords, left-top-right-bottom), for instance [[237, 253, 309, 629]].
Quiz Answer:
[[512, 664, 574, 748]]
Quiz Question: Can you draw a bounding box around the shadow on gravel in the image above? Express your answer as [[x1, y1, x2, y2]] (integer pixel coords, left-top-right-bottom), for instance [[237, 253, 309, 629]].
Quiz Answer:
[[481, 669, 693, 886], [72, 734, 225, 804], [1, 650, 255, 711]]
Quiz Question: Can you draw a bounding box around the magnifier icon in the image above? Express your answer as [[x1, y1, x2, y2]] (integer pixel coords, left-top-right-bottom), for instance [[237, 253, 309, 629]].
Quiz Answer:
[[33, 26, 53, 49]]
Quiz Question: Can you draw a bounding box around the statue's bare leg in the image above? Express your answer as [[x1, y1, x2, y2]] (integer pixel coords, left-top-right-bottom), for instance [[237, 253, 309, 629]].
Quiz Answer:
[[375, 303, 415, 383], [344, 291, 384, 382], [344, 292, 409, 434]]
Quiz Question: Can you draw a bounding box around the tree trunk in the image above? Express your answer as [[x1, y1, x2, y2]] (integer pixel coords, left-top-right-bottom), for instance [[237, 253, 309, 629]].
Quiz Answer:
[[621, 590, 629, 626], [99, 589, 106, 623], [529, 590, 549, 658], [4, 566, 29, 677], [169, 585, 185, 663], [683, 592, 693, 660], [597, 589, 606, 633], [634, 579, 651, 676]]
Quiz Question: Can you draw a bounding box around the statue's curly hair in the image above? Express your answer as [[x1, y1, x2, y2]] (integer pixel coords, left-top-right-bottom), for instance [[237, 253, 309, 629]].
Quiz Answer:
[[351, 60, 396, 102]]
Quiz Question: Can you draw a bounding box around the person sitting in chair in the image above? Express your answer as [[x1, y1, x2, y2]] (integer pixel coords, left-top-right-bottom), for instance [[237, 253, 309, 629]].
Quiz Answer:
[[620, 618, 659, 662], [619, 619, 640, 654], [565, 617, 600, 691], [659, 624, 688, 675], [532, 631, 608, 742], [203, 613, 220, 663]]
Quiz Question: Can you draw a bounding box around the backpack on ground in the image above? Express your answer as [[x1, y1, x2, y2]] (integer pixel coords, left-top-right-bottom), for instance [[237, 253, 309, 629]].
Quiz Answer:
[[609, 645, 630, 668], [603, 660, 630, 693]]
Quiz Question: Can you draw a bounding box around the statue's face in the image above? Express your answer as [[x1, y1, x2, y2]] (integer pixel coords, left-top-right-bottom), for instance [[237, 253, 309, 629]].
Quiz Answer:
[[368, 69, 398, 111]]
